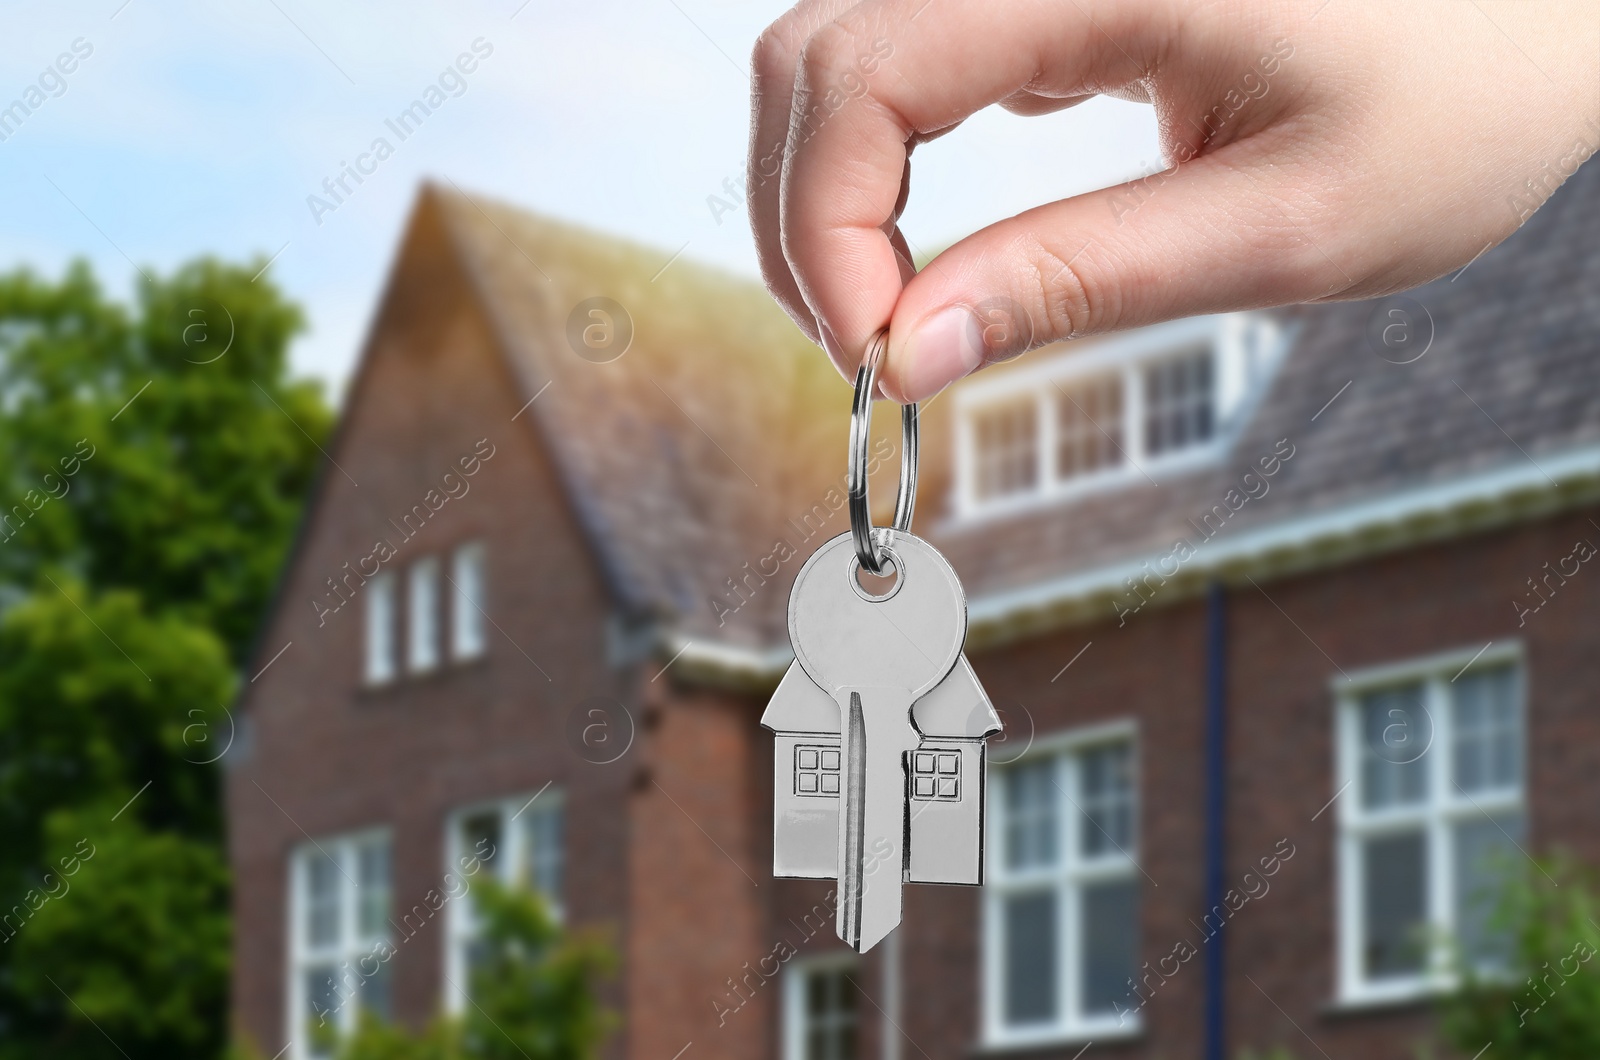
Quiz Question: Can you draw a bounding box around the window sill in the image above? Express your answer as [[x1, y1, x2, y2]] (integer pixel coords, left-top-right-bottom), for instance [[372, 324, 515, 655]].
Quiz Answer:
[[356, 655, 490, 698], [973, 1021, 1143, 1054], [946, 443, 1224, 529], [1321, 984, 1443, 1019]]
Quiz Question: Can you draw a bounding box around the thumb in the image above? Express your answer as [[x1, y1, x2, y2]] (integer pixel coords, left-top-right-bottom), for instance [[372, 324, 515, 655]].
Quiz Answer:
[[879, 148, 1349, 403]]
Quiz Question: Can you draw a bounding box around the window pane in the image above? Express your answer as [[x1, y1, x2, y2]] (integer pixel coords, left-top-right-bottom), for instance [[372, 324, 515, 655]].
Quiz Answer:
[[1004, 759, 1057, 871], [1081, 879, 1139, 1017], [1002, 891, 1058, 1025], [408, 557, 440, 672], [803, 968, 858, 1060], [1455, 814, 1524, 970], [465, 936, 492, 980], [357, 840, 390, 939], [306, 854, 341, 948], [303, 964, 342, 1044], [1078, 742, 1135, 857], [452, 542, 488, 659], [973, 399, 1039, 501], [1359, 684, 1430, 810], [521, 802, 564, 901], [365, 573, 396, 683], [1142, 349, 1214, 456], [1055, 374, 1124, 480], [1362, 831, 1429, 980], [357, 952, 393, 1021], [461, 811, 503, 877], [1452, 666, 1520, 794]]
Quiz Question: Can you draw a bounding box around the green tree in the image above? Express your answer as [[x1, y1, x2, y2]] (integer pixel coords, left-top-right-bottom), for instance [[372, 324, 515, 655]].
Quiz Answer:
[[0, 257, 328, 1059], [333, 880, 615, 1060], [0, 258, 326, 656], [1440, 857, 1600, 1058]]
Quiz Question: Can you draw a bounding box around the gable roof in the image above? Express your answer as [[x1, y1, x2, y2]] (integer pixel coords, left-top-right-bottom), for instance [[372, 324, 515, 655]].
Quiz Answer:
[[432, 183, 852, 650], [424, 162, 1600, 678]]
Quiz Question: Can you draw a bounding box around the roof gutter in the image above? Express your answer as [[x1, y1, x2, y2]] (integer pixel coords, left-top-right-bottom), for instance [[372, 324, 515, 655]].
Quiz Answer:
[[966, 439, 1600, 645], [663, 440, 1600, 684]]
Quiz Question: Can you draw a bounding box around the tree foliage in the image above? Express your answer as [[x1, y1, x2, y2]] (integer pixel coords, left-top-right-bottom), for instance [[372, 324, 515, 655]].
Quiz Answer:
[[0, 257, 327, 1059], [333, 880, 615, 1060], [1440, 856, 1600, 1059]]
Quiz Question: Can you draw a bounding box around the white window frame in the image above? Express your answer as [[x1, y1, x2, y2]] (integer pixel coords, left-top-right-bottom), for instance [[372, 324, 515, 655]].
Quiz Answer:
[[408, 556, 440, 674], [1332, 641, 1526, 1007], [968, 396, 1043, 505], [285, 828, 393, 1060], [450, 541, 488, 661], [982, 720, 1143, 1049], [443, 788, 566, 1012], [364, 572, 397, 685], [782, 951, 861, 1060], [952, 313, 1285, 522]]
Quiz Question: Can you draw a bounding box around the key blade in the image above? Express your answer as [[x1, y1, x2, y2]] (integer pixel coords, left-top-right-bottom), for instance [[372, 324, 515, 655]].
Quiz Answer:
[[835, 686, 919, 953], [838, 692, 867, 949]]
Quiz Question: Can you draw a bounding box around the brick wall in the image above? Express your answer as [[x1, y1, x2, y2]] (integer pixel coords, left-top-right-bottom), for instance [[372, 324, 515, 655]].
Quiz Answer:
[[627, 680, 768, 1060], [874, 505, 1600, 1060], [229, 198, 633, 1056]]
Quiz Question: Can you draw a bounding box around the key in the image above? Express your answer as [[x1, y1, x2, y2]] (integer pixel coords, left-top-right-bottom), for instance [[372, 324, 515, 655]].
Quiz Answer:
[[788, 528, 967, 952]]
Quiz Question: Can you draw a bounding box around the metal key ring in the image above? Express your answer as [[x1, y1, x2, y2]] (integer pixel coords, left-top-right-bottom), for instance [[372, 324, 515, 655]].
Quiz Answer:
[[849, 328, 919, 574]]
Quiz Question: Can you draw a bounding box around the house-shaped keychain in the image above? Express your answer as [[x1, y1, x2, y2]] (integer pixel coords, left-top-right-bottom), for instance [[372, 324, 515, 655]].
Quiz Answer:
[[761, 655, 1003, 885]]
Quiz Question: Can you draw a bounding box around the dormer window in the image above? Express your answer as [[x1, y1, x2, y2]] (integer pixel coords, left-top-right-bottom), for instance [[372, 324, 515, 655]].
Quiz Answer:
[[1142, 348, 1214, 456], [954, 314, 1283, 518], [1055, 373, 1124, 478], [972, 399, 1039, 502]]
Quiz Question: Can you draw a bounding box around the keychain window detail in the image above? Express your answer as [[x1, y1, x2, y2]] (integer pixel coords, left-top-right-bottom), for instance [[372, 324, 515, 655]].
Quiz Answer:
[[911, 750, 961, 801], [794, 745, 842, 797]]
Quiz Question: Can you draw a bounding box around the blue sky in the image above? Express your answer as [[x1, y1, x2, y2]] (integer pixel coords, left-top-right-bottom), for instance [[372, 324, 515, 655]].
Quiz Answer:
[[0, 0, 1158, 398]]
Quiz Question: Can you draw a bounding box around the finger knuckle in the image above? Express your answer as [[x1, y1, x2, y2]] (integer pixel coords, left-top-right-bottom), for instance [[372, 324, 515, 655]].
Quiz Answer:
[[1026, 237, 1111, 341], [795, 22, 861, 95], [750, 17, 803, 87]]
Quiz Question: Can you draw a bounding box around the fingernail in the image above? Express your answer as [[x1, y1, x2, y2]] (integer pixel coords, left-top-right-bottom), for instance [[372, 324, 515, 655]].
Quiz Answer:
[[817, 321, 853, 381], [897, 306, 985, 402]]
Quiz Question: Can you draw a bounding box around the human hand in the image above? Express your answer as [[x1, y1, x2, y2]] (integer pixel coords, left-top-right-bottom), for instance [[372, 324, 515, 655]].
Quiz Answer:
[[748, 0, 1600, 402]]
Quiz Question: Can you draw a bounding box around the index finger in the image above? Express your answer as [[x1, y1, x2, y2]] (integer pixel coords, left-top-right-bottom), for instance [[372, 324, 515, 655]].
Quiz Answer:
[[778, 0, 1163, 368], [748, 0, 866, 348]]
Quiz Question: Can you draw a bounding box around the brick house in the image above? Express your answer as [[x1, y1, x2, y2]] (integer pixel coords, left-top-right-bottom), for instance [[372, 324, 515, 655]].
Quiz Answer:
[[229, 164, 1600, 1060]]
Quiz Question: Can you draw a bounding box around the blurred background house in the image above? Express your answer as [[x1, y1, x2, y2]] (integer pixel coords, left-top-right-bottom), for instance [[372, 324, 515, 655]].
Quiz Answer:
[[231, 161, 1600, 1060], [2, 5, 1596, 1060]]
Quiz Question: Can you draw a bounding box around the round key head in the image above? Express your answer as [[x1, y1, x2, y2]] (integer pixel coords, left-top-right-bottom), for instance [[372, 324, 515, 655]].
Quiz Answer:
[[788, 530, 967, 697]]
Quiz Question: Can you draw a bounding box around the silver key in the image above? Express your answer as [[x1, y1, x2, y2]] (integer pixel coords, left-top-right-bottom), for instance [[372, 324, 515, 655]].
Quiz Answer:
[[788, 529, 966, 952], [761, 326, 1000, 949]]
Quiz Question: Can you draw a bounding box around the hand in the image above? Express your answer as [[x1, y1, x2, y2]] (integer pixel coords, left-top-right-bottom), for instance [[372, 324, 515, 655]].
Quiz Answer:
[[748, 0, 1600, 402]]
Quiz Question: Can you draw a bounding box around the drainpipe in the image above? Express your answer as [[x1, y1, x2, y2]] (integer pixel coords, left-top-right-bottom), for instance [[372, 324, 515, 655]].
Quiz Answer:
[[1203, 581, 1228, 1060], [882, 927, 902, 1060]]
